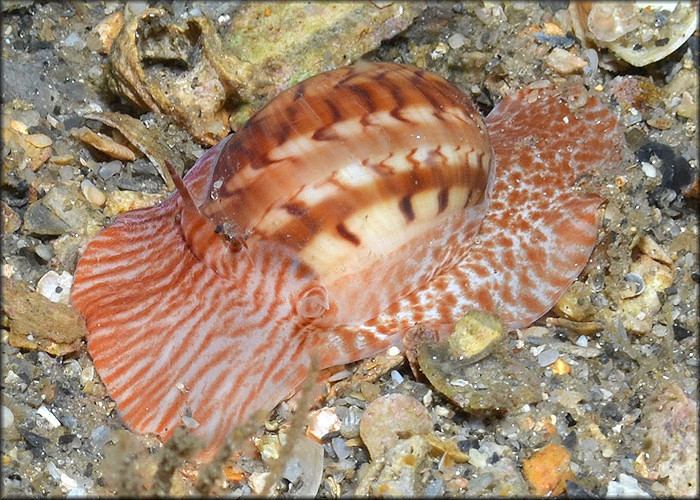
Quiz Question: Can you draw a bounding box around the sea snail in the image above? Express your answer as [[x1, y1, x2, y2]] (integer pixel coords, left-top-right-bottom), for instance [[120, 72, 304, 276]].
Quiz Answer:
[[71, 61, 621, 456]]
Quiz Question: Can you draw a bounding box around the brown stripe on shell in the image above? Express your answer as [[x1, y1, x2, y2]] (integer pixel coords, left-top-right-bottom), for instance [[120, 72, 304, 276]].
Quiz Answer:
[[437, 187, 449, 214], [336, 223, 361, 246], [399, 194, 415, 222], [265, 156, 487, 249], [284, 202, 308, 217]]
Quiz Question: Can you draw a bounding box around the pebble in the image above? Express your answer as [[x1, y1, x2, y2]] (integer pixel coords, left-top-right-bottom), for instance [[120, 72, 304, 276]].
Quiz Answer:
[[331, 436, 351, 460], [640, 161, 657, 178], [545, 47, 587, 74], [468, 447, 489, 468], [282, 437, 324, 495], [80, 179, 106, 207], [359, 393, 432, 460], [36, 270, 73, 304], [606, 473, 651, 497], [447, 33, 466, 49], [430, 42, 449, 60], [25, 133, 53, 148], [676, 91, 695, 119], [390, 370, 404, 384], [1, 200, 21, 234], [522, 443, 573, 496], [1, 405, 14, 429], [551, 358, 571, 375], [98, 160, 123, 179], [63, 32, 85, 50], [23, 202, 70, 236], [90, 425, 111, 449], [537, 349, 560, 367], [248, 471, 272, 495], [58, 166, 74, 181], [34, 243, 54, 263]]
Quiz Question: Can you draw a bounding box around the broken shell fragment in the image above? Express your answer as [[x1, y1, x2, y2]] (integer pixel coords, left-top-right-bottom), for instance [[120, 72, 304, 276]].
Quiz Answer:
[[569, 1, 698, 67], [636, 234, 673, 265], [71, 127, 137, 161], [447, 310, 505, 362], [553, 281, 595, 322], [621, 272, 646, 299], [416, 313, 542, 414]]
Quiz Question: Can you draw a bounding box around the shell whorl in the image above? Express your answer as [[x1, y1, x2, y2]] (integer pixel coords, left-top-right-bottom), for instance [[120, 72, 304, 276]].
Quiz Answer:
[[196, 62, 493, 324]]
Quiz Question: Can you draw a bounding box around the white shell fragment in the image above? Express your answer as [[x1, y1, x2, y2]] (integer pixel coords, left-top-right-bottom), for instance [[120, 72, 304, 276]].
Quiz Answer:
[[36, 270, 74, 304], [37, 405, 62, 429], [569, 1, 697, 66], [306, 407, 341, 441]]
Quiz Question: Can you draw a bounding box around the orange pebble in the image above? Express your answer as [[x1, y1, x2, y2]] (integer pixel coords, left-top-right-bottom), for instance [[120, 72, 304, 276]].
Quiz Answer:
[[551, 358, 572, 375], [523, 443, 574, 496]]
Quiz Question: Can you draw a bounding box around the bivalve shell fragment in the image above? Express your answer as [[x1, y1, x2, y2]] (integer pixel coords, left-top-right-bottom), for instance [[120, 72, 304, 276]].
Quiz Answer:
[[569, 1, 698, 67]]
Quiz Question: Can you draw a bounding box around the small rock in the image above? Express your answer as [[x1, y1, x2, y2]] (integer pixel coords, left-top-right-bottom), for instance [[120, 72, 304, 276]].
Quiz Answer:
[[95, 11, 124, 54], [640, 161, 657, 178], [331, 436, 351, 460], [63, 32, 85, 50], [37, 184, 103, 235], [359, 393, 432, 461], [1, 406, 14, 429], [676, 91, 696, 120], [646, 116, 672, 130], [537, 349, 560, 367], [637, 383, 697, 496], [523, 443, 574, 496], [90, 425, 112, 449], [80, 179, 106, 207], [545, 48, 587, 74], [339, 405, 362, 439], [24, 133, 53, 148], [468, 447, 489, 468], [1, 200, 22, 233], [23, 202, 70, 236], [551, 358, 572, 375], [282, 437, 324, 496], [355, 435, 429, 496], [58, 166, 74, 181], [33, 243, 53, 263], [606, 473, 651, 497], [21, 430, 49, 458], [3, 279, 86, 356], [447, 33, 466, 49], [248, 471, 272, 495], [98, 160, 123, 179], [254, 434, 281, 463]]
